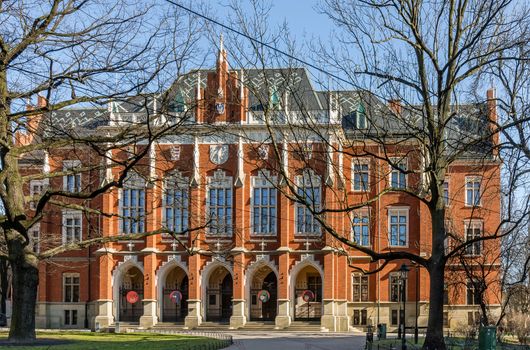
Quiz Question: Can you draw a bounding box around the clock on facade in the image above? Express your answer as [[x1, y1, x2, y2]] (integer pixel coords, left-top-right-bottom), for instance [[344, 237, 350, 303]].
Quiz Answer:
[[210, 144, 229, 165]]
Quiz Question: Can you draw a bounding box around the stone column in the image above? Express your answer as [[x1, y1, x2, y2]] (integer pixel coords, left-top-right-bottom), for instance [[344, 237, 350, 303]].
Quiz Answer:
[[94, 253, 114, 329], [185, 253, 202, 328], [230, 252, 246, 329], [321, 247, 337, 332], [139, 253, 158, 328], [276, 250, 291, 329]]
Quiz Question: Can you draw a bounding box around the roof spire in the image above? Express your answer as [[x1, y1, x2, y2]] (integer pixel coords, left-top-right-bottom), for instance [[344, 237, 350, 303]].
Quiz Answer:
[[218, 33, 224, 63]]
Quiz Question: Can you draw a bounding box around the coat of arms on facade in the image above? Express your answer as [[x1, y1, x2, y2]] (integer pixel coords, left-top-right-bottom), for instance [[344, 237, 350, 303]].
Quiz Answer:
[[210, 144, 229, 164], [258, 144, 269, 160], [215, 102, 225, 114], [169, 145, 181, 161]]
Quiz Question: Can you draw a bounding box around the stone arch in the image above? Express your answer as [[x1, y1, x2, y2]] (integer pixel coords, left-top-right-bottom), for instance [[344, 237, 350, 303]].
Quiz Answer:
[[200, 259, 234, 321], [245, 257, 279, 321], [112, 259, 144, 322], [156, 256, 189, 322], [289, 256, 324, 320]]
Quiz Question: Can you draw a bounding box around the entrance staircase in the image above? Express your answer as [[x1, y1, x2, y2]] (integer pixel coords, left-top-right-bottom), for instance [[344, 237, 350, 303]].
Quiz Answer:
[[285, 321, 322, 332], [240, 321, 276, 331]]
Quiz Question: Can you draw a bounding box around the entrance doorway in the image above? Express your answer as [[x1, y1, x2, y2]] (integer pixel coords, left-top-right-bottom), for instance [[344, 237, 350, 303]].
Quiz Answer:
[[249, 267, 277, 321], [162, 266, 188, 323], [293, 265, 322, 321], [118, 266, 144, 322], [205, 266, 233, 322]]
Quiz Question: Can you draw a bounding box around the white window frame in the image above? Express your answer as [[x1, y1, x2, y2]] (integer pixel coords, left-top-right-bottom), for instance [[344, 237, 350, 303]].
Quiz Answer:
[[119, 172, 146, 234], [29, 223, 40, 253], [162, 170, 189, 237], [389, 272, 407, 302], [206, 169, 233, 236], [465, 176, 482, 207], [352, 273, 369, 302], [464, 220, 483, 256], [250, 170, 278, 236], [443, 179, 450, 206], [295, 169, 322, 236], [63, 273, 80, 303], [29, 179, 48, 210], [389, 157, 408, 189], [62, 210, 82, 244], [388, 207, 409, 247], [63, 160, 82, 193], [352, 159, 370, 192], [351, 209, 370, 246]]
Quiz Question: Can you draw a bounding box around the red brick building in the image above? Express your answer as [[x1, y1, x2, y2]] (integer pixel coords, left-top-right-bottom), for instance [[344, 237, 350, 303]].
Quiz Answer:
[[19, 45, 502, 332]]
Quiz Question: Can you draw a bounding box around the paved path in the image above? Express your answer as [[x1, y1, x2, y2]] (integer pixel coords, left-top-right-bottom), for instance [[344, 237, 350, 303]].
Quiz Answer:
[[224, 332, 366, 350]]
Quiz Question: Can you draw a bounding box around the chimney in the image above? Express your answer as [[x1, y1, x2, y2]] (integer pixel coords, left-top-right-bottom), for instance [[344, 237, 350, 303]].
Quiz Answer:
[[388, 99, 402, 114], [37, 94, 48, 108], [487, 88, 499, 152]]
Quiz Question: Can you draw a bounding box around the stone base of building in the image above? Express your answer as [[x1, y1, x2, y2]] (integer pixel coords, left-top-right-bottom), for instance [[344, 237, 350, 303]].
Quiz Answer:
[[184, 299, 202, 329], [229, 299, 247, 329], [274, 300, 291, 329], [139, 300, 158, 328]]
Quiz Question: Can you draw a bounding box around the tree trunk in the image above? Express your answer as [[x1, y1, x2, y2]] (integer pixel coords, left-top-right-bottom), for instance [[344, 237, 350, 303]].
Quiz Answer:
[[423, 262, 446, 350], [8, 254, 39, 342], [0, 260, 8, 325]]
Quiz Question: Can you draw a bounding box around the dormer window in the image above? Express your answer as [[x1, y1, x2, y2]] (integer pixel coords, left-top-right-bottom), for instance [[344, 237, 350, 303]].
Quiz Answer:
[[270, 88, 281, 110], [173, 91, 186, 113], [342, 103, 367, 129]]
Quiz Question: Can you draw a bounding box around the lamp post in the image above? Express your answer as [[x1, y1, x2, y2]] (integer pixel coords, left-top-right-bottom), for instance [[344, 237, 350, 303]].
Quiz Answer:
[[411, 261, 420, 344], [399, 264, 410, 350]]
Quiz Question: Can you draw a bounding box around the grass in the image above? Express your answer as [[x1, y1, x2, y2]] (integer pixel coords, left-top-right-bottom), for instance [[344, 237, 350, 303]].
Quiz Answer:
[[0, 331, 227, 350]]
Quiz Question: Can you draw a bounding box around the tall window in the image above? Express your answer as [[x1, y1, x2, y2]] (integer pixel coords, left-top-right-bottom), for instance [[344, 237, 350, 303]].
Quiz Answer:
[[390, 157, 407, 189], [63, 273, 80, 302], [388, 208, 408, 247], [29, 179, 48, 210], [465, 177, 481, 206], [29, 223, 40, 253], [352, 273, 369, 302], [62, 210, 82, 243], [443, 180, 449, 206], [390, 273, 406, 302], [352, 161, 369, 191], [207, 170, 233, 235], [467, 281, 481, 305], [352, 210, 370, 246], [465, 221, 482, 256], [163, 171, 189, 235], [121, 173, 145, 234], [63, 160, 82, 193], [251, 170, 277, 235], [295, 169, 321, 236], [443, 283, 449, 305]]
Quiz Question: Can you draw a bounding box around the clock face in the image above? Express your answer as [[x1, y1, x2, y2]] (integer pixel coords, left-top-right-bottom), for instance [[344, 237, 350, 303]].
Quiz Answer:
[[210, 144, 229, 165]]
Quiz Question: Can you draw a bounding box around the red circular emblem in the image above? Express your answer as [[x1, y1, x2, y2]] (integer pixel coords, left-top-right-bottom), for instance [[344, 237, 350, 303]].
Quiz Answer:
[[126, 291, 139, 304], [258, 290, 270, 303], [169, 290, 183, 304], [302, 290, 315, 302]]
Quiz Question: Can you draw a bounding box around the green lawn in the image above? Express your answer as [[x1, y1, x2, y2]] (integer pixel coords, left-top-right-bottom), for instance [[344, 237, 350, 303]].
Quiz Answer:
[[0, 331, 228, 350]]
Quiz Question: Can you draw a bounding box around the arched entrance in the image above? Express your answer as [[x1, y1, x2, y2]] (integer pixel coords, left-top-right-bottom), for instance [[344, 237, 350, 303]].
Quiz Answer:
[[293, 265, 322, 321], [205, 266, 233, 322], [162, 267, 188, 323], [119, 266, 144, 322], [249, 266, 277, 321]]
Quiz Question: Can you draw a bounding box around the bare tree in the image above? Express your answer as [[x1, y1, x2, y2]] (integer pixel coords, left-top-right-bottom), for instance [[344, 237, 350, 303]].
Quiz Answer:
[[209, 1, 530, 349], [0, 0, 206, 342]]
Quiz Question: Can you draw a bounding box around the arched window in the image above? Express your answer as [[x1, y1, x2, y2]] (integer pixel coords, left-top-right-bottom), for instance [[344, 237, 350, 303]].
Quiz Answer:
[[270, 88, 281, 110], [120, 172, 146, 234], [173, 91, 186, 113], [295, 169, 321, 236]]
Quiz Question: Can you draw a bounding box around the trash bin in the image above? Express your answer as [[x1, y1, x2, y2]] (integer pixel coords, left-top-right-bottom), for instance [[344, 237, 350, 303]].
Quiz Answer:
[[377, 323, 387, 340], [479, 326, 497, 350]]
